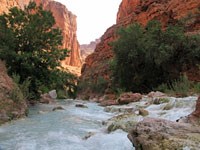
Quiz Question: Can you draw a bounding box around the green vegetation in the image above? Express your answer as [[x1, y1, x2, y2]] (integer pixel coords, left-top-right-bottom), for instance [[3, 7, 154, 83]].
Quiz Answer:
[[157, 75, 200, 96], [78, 76, 108, 94], [111, 20, 200, 93], [0, 2, 77, 100], [10, 74, 31, 102]]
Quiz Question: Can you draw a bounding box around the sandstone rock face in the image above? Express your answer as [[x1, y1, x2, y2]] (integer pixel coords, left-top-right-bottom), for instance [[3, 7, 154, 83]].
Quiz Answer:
[[42, 0, 82, 67], [0, 0, 82, 67], [128, 118, 200, 150], [0, 60, 27, 124], [80, 39, 100, 62], [80, 0, 200, 95], [0, 0, 30, 13]]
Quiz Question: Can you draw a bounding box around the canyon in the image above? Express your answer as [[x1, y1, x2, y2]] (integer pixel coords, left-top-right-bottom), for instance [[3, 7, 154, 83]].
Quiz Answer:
[[0, 0, 82, 67], [80, 39, 100, 62], [80, 0, 200, 96]]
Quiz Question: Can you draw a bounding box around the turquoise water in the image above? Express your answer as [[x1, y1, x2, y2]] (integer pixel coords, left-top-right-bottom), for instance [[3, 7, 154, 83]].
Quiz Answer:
[[0, 100, 133, 150]]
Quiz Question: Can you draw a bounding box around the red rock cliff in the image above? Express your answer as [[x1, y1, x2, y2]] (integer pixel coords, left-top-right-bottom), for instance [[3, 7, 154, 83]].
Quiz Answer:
[[80, 0, 200, 96], [0, 0, 82, 67], [80, 39, 100, 62]]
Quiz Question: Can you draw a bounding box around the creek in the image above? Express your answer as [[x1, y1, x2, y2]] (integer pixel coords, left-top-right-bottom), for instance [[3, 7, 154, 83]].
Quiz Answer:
[[0, 96, 197, 150]]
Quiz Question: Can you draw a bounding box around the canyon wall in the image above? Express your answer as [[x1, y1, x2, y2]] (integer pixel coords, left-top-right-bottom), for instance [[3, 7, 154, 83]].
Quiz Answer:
[[80, 0, 200, 95], [0, 0, 82, 67], [80, 39, 100, 62]]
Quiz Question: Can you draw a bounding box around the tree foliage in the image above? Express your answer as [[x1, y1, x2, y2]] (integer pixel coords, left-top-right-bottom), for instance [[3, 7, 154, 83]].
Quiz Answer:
[[111, 20, 200, 93], [0, 2, 76, 99]]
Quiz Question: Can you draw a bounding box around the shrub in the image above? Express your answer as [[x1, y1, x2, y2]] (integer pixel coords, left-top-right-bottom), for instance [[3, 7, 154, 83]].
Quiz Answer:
[[157, 75, 200, 96], [10, 74, 31, 102], [111, 20, 200, 93]]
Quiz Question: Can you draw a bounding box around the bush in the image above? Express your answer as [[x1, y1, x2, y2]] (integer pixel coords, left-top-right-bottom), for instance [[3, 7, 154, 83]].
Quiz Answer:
[[111, 20, 200, 93], [78, 77, 108, 94], [92, 77, 108, 93], [10, 74, 31, 102], [157, 75, 200, 96]]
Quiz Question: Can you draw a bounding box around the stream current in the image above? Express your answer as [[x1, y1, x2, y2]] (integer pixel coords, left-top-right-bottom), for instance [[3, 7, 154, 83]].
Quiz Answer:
[[0, 96, 197, 150]]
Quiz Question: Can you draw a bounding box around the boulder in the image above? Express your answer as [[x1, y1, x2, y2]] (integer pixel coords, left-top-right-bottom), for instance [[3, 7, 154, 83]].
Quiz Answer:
[[147, 91, 167, 98], [106, 113, 141, 133], [117, 92, 142, 104], [128, 118, 200, 150], [40, 93, 55, 104], [52, 106, 64, 111], [100, 100, 118, 106], [138, 108, 149, 116], [48, 90, 57, 99]]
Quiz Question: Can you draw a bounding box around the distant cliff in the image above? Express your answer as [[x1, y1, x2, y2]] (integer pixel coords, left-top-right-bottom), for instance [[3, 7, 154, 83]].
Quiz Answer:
[[80, 39, 100, 62], [0, 0, 82, 67], [80, 0, 200, 96]]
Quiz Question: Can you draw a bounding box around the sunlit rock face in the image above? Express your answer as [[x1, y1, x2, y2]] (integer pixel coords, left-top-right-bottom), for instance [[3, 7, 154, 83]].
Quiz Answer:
[[0, 0, 30, 13], [79, 0, 200, 96], [0, 0, 82, 67]]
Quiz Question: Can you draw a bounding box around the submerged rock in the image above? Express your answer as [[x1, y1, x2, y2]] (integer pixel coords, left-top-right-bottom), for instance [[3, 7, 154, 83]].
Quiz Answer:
[[52, 106, 65, 111], [82, 132, 96, 140], [106, 113, 142, 133], [152, 98, 170, 105], [138, 108, 149, 116], [104, 106, 133, 113], [75, 104, 88, 108], [128, 118, 200, 150]]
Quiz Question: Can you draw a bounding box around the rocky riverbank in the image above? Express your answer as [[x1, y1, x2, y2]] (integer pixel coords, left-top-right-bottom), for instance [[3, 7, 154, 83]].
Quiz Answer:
[[0, 61, 27, 125], [94, 92, 200, 149]]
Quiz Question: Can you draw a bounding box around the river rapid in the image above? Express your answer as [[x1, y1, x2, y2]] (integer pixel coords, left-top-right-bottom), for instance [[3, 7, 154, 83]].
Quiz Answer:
[[0, 96, 197, 150]]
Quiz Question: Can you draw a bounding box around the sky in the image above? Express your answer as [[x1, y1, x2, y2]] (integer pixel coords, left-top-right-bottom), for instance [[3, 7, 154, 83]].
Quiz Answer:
[[55, 0, 122, 44]]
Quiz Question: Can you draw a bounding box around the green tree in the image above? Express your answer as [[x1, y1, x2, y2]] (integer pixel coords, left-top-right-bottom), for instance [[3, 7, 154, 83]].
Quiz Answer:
[[0, 2, 74, 99], [111, 20, 200, 93]]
